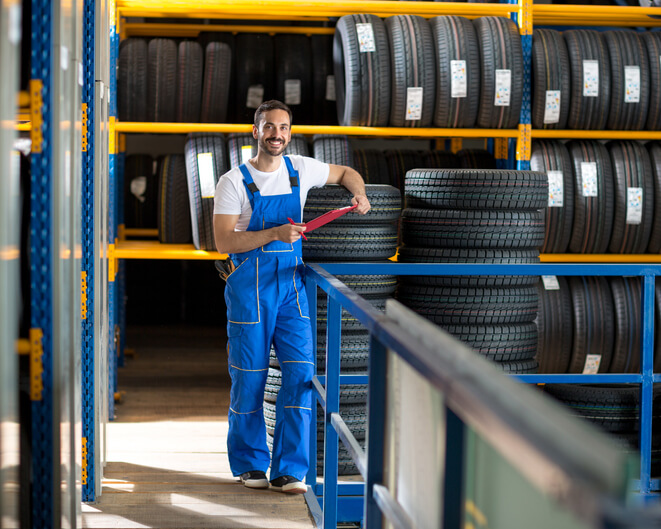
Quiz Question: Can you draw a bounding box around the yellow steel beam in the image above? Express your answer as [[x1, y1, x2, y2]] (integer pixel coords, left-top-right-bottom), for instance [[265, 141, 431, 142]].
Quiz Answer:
[[115, 240, 226, 260], [540, 254, 661, 263], [15, 123, 31, 131], [17, 91, 29, 108], [533, 130, 661, 140], [123, 23, 335, 37]]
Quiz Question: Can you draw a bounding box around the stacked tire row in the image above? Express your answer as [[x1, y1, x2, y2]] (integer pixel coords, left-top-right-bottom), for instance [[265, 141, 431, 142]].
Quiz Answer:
[[395, 168, 548, 374]]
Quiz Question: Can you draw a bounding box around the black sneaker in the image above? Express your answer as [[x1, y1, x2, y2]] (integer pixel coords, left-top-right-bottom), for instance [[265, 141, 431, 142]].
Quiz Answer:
[[239, 470, 269, 489], [269, 475, 307, 494]]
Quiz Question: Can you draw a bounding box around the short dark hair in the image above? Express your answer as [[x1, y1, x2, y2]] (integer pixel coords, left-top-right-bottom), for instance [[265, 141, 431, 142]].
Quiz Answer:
[[254, 100, 293, 127]]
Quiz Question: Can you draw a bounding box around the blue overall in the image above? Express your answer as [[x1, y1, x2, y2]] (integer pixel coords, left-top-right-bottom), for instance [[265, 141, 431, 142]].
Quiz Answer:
[[224, 156, 314, 481]]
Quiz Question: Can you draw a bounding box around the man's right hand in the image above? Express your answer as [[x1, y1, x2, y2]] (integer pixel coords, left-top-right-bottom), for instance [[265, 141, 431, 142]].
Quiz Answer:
[[276, 222, 307, 243]]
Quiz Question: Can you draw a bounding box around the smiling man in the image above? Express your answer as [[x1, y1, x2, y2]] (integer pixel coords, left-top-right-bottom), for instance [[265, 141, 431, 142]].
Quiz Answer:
[[213, 100, 370, 493]]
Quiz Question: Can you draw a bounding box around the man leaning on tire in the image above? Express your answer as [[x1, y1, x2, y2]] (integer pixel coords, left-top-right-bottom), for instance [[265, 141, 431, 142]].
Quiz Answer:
[[213, 100, 370, 493]]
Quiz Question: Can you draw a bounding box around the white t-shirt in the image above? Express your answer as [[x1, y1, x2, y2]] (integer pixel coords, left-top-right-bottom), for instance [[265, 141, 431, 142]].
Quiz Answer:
[[214, 155, 330, 231]]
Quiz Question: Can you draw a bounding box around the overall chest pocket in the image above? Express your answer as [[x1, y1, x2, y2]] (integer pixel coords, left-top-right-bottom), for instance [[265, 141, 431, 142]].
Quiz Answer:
[[261, 215, 294, 253], [224, 258, 260, 324]]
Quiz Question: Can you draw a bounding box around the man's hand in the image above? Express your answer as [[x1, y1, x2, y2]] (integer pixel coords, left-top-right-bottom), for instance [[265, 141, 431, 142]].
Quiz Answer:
[[351, 194, 371, 215], [275, 222, 307, 243]]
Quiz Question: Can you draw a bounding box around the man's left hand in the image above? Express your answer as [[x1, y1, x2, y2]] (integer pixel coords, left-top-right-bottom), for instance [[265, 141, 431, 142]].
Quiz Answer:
[[352, 194, 371, 215]]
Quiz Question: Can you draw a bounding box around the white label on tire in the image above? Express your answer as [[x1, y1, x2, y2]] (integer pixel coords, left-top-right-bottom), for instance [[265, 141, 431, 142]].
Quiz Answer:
[[624, 65, 641, 103], [583, 60, 599, 97], [451, 60, 467, 98], [326, 75, 336, 101], [547, 170, 564, 207], [9, 4, 21, 45], [284, 79, 301, 105], [541, 275, 560, 290], [581, 162, 598, 197], [583, 354, 601, 374], [61, 45, 69, 70], [130, 176, 147, 202], [241, 144, 253, 164], [626, 187, 643, 225], [246, 85, 264, 109], [543, 90, 561, 124], [494, 69, 511, 106], [405, 87, 423, 121], [356, 23, 376, 53], [197, 152, 216, 199]]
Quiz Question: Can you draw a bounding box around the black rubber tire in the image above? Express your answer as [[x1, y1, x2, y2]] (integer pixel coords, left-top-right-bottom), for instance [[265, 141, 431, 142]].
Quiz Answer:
[[312, 135, 354, 167], [275, 34, 313, 124], [567, 140, 615, 254], [425, 150, 460, 169], [304, 184, 401, 224], [564, 30, 611, 130], [316, 331, 370, 372], [311, 34, 337, 125], [353, 149, 393, 186], [184, 134, 227, 251], [609, 277, 642, 374], [400, 209, 546, 250], [148, 38, 177, 122], [530, 140, 575, 253], [264, 367, 367, 404], [385, 149, 428, 193], [607, 140, 654, 254], [429, 15, 480, 128], [395, 285, 538, 326], [176, 41, 203, 123], [457, 149, 497, 169], [385, 15, 436, 127], [329, 275, 398, 296], [443, 323, 538, 362], [535, 276, 573, 374], [227, 133, 256, 169], [603, 30, 649, 131], [316, 294, 388, 332], [157, 154, 192, 244], [333, 14, 391, 126], [404, 168, 548, 210], [283, 134, 310, 157], [497, 360, 538, 374], [567, 276, 615, 374], [642, 32, 661, 131], [302, 223, 398, 261], [198, 32, 236, 122], [234, 33, 275, 124], [124, 154, 156, 229], [201, 41, 232, 123], [397, 247, 540, 288], [531, 29, 570, 129], [646, 142, 661, 252], [474, 16, 523, 129], [118, 38, 148, 122]]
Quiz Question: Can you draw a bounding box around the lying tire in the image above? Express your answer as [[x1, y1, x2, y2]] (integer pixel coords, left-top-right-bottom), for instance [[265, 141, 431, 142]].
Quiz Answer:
[[316, 294, 388, 332], [385, 149, 427, 192], [474, 16, 523, 129], [311, 35, 337, 125], [234, 33, 274, 124], [316, 331, 370, 372], [429, 15, 480, 128], [304, 184, 401, 224], [607, 140, 654, 254], [457, 148, 497, 169], [536, 275, 573, 374], [642, 32, 661, 131], [118, 38, 147, 122], [443, 323, 538, 363], [530, 140, 575, 253], [647, 142, 661, 252], [353, 149, 392, 186], [404, 168, 548, 210], [531, 29, 570, 130], [567, 140, 615, 253], [275, 34, 313, 124], [425, 150, 460, 169], [385, 15, 436, 127], [176, 41, 203, 123], [334, 14, 391, 126], [313, 135, 354, 167], [609, 277, 642, 374], [201, 41, 232, 123], [124, 154, 156, 229], [303, 223, 399, 261], [283, 134, 310, 157], [148, 38, 177, 122], [564, 30, 611, 130], [264, 367, 366, 404], [157, 154, 192, 244], [330, 274, 398, 296], [227, 133, 256, 168], [498, 360, 538, 374]]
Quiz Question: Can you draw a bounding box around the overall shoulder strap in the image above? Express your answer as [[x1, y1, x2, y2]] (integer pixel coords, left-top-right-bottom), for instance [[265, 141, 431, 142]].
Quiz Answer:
[[283, 155, 299, 188], [239, 163, 260, 209]]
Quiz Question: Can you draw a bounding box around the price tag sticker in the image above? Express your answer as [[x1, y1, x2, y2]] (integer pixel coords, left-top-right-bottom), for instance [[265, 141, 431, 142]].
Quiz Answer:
[[624, 65, 641, 103], [626, 187, 643, 225], [583, 354, 601, 374], [543, 90, 561, 124], [284, 79, 301, 105], [583, 60, 599, 97], [241, 144, 253, 164], [356, 23, 376, 53], [581, 162, 598, 197], [547, 170, 564, 207], [246, 85, 264, 109], [541, 275, 560, 290], [494, 69, 511, 107], [405, 87, 423, 121], [325, 75, 336, 101], [451, 60, 467, 98], [197, 152, 216, 199]]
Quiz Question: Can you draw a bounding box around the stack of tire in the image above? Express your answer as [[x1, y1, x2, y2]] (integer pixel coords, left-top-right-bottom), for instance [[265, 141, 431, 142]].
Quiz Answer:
[[396, 168, 548, 374]]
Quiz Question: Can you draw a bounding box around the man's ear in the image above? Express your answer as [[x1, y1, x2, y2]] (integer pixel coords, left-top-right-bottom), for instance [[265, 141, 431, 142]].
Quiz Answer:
[[252, 124, 259, 139]]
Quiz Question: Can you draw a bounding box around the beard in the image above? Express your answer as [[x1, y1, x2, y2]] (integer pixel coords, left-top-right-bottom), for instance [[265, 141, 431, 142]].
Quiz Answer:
[[258, 136, 289, 157]]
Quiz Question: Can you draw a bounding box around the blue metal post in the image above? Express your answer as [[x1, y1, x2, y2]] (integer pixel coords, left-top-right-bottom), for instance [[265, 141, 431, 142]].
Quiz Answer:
[[639, 274, 655, 496], [305, 279, 318, 488]]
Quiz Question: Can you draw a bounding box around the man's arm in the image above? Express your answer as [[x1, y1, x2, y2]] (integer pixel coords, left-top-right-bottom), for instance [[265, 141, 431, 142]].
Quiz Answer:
[[326, 164, 371, 214], [213, 213, 307, 255]]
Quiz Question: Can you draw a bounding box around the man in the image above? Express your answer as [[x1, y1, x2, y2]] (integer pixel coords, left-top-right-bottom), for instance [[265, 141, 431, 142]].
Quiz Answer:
[[213, 100, 370, 493]]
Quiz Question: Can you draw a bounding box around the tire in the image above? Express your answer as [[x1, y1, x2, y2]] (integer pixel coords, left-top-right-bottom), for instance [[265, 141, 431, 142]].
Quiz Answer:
[[316, 331, 371, 372], [531, 29, 571, 129], [304, 184, 401, 224], [429, 16, 480, 128], [198, 33, 235, 121], [124, 154, 156, 229], [443, 323, 538, 362], [316, 294, 388, 332], [564, 30, 611, 130], [642, 32, 661, 130], [200, 41, 232, 123], [275, 34, 313, 124], [353, 149, 393, 186], [607, 140, 654, 254], [302, 223, 398, 261], [457, 148, 497, 169], [400, 209, 546, 250], [385, 15, 436, 127], [603, 30, 649, 131], [333, 14, 391, 126], [311, 34, 337, 125], [264, 367, 367, 404], [474, 16, 523, 129], [609, 277, 642, 374], [530, 140, 575, 253], [313, 135, 354, 167], [646, 142, 661, 252], [157, 154, 192, 244], [567, 140, 615, 254], [330, 275, 398, 296], [176, 41, 203, 123], [148, 38, 177, 122], [498, 360, 538, 374], [234, 33, 275, 124], [184, 134, 227, 250], [385, 149, 427, 192], [536, 276, 573, 374], [404, 168, 548, 210], [283, 134, 310, 157], [568, 276, 615, 374], [118, 38, 147, 122], [227, 133, 256, 169], [425, 150, 460, 169]]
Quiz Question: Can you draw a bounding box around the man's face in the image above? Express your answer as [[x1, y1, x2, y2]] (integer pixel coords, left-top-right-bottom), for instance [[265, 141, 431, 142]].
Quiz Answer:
[[254, 109, 291, 157]]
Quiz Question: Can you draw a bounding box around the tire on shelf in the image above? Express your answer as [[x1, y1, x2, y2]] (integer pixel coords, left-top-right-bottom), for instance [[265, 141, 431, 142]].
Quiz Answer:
[[330, 275, 398, 296], [264, 367, 366, 404], [311, 34, 337, 125], [531, 29, 570, 130], [234, 33, 275, 124], [201, 41, 232, 123], [124, 154, 156, 229], [312, 135, 354, 167], [283, 134, 310, 157], [227, 133, 257, 169], [316, 331, 371, 372], [536, 275, 573, 374], [353, 149, 393, 186], [442, 323, 538, 363], [118, 37, 147, 122], [498, 360, 538, 374], [456, 148, 497, 169], [609, 276, 642, 374], [429, 15, 480, 128], [147, 38, 177, 122], [175, 41, 203, 123], [647, 141, 661, 253], [385, 149, 427, 192], [530, 140, 575, 253], [157, 154, 192, 244], [642, 31, 661, 131], [304, 184, 401, 224], [333, 14, 391, 127], [198, 33, 236, 121], [425, 150, 460, 169], [275, 34, 313, 124], [302, 223, 399, 261], [316, 294, 388, 332]]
